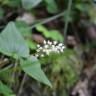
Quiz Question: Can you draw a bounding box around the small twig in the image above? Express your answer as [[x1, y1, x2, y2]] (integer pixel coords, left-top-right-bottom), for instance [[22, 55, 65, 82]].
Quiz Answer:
[[17, 73, 27, 96]]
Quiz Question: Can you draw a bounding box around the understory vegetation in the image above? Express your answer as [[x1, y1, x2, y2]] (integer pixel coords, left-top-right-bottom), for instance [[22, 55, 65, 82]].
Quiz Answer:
[[0, 0, 96, 96]]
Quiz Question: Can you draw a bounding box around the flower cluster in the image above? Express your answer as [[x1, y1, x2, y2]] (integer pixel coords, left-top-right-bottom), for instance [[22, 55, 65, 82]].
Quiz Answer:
[[35, 40, 66, 57]]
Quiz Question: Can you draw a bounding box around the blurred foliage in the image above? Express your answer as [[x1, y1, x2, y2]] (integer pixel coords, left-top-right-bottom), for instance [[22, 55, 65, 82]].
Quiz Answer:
[[39, 49, 83, 96], [0, 22, 51, 95], [22, 0, 42, 9], [0, 0, 95, 96], [15, 21, 37, 50], [0, 81, 15, 96], [0, 0, 21, 7]]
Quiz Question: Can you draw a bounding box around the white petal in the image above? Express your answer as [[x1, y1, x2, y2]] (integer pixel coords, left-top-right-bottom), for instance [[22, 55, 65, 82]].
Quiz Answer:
[[53, 41, 57, 45], [37, 49, 40, 52], [35, 54, 39, 57], [43, 49, 46, 52], [58, 43, 63, 47], [44, 40, 46, 44], [41, 54, 44, 57], [37, 44, 40, 47], [52, 45, 55, 48], [60, 49, 64, 52], [56, 46, 61, 50], [48, 40, 52, 45], [39, 47, 43, 50], [62, 46, 66, 49], [44, 45, 48, 48]]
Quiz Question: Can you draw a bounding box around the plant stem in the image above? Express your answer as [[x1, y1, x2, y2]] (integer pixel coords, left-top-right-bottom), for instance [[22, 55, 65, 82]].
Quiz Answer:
[[17, 73, 27, 96], [10, 60, 18, 87], [30, 11, 65, 29], [64, 0, 73, 44], [0, 64, 12, 73], [0, 11, 65, 30]]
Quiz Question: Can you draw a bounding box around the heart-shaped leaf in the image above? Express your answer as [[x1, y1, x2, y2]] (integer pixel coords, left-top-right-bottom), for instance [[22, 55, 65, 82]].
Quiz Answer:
[[20, 56, 52, 87], [0, 22, 29, 58]]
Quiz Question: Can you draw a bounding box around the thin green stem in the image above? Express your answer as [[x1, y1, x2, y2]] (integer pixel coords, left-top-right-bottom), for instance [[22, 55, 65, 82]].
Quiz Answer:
[[10, 59, 19, 87], [0, 11, 65, 30], [64, 0, 73, 44], [30, 11, 65, 29], [0, 64, 12, 73], [17, 73, 27, 96]]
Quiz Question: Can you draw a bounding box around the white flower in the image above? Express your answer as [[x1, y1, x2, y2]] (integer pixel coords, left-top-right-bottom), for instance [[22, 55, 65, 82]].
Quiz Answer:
[[48, 40, 52, 45], [44, 40, 46, 44], [35, 40, 66, 58], [62, 46, 66, 49], [44, 45, 48, 48], [37, 44, 40, 48], [60, 49, 64, 52], [35, 54, 39, 57], [43, 49, 46, 52], [53, 41, 57, 45], [56, 46, 61, 50], [58, 43, 63, 47], [37, 49, 40, 52], [41, 54, 44, 57], [54, 48, 58, 52], [52, 45, 55, 48], [39, 47, 43, 50], [46, 50, 50, 55]]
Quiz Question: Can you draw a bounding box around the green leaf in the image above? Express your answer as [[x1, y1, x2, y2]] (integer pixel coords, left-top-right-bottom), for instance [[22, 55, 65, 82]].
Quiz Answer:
[[49, 30, 64, 42], [15, 21, 37, 50], [26, 39, 37, 50], [22, 0, 42, 9], [0, 0, 21, 7], [44, 0, 58, 13], [36, 25, 64, 42], [20, 56, 52, 87], [0, 81, 13, 96], [36, 25, 50, 37], [75, 3, 90, 13], [0, 22, 29, 58], [15, 21, 32, 37], [0, 67, 12, 83]]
